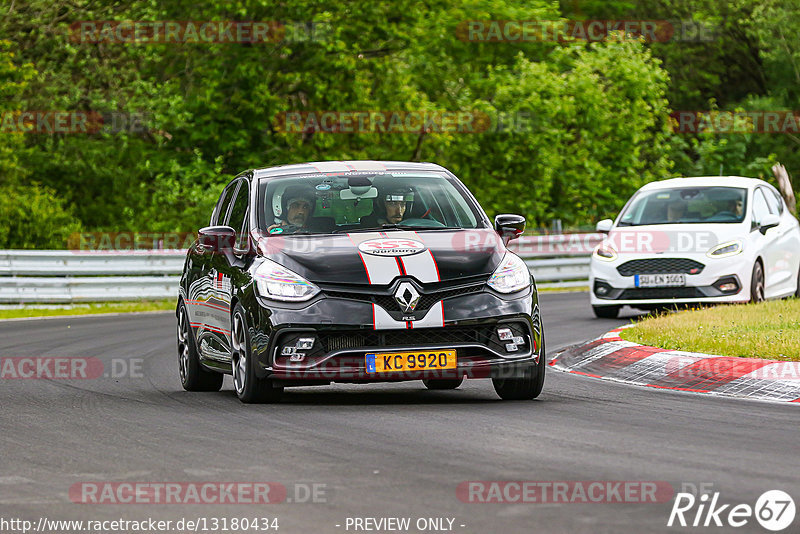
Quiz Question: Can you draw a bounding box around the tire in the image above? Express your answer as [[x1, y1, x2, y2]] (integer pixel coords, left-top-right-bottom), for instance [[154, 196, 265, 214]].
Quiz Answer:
[[177, 302, 224, 392], [492, 337, 546, 401], [422, 377, 464, 390], [231, 304, 283, 404], [592, 305, 620, 319], [750, 261, 765, 303]]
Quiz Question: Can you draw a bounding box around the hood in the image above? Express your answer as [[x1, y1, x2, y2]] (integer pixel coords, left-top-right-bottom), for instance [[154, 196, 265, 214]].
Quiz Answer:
[[256, 229, 506, 285], [608, 222, 747, 256]]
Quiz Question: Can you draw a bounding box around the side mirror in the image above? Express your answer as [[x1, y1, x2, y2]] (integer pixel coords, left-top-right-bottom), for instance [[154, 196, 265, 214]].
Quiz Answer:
[[596, 219, 613, 234], [495, 214, 526, 245], [198, 225, 236, 252], [759, 213, 780, 235]]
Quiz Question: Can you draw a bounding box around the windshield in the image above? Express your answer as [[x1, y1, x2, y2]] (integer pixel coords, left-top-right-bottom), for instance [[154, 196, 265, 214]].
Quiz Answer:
[[258, 172, 485, 235], [618, 186, 748, 226]]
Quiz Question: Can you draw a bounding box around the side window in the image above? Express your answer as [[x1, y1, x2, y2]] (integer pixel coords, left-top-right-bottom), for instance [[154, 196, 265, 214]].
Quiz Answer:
[[752, 188, 770, 225], [211, 182, 237, 226], [225, 180, 250, 248], [766, 187, 784, 215]]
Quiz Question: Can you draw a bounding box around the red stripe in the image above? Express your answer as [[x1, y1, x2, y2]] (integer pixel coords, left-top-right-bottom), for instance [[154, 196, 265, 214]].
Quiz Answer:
[[659, 357, 774, 391], [189, 322, 231, 335], [407, 321, 413, 329], [440, 302, 445, 326], [186, 300, 229, 312], [372, 304, 376, 330], [578, 345, 669, 376], [396, 257, 406, 275], [570, 370, 603, 379]]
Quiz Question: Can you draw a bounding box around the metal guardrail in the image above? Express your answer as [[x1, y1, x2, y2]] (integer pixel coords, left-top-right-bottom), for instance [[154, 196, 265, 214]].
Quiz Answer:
[[0, 234, 598, 303]]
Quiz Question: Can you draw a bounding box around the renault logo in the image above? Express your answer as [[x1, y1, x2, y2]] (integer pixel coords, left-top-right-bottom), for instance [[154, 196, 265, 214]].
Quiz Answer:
[[394, 282, 420, 313]]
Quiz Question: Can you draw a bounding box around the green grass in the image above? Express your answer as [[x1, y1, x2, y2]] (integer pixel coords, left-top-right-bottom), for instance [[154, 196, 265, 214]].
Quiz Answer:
[[537, 285, 589, 293], [621, 299, 800, 361], [0, 300, 175, 320]]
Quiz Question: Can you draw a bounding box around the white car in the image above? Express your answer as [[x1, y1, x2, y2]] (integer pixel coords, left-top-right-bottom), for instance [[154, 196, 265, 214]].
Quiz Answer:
[[590, 176, 800, 318]]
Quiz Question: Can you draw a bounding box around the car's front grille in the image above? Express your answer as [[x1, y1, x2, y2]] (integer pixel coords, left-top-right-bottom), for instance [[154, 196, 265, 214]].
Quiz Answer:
[[303, 322, 530, 354], [619, 287, 704, 300], [323, 283, 484, 312], [272, 321, 533, 370], [617, 258, 705, 276]]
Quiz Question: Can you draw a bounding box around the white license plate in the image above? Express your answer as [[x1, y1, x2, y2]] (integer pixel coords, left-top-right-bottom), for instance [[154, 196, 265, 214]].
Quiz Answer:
[[635, 274, 686, 287]]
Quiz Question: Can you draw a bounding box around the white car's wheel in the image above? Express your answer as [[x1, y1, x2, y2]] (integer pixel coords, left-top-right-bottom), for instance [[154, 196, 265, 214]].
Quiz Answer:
[[750, 261, 765, 303]]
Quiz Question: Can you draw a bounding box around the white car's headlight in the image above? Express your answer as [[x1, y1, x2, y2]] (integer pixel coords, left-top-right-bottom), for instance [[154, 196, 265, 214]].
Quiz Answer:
[[707, 240, 743, 258], [487, 253, 531, 294], [254, 259, 320, 302], [593, 243, 618, 261]]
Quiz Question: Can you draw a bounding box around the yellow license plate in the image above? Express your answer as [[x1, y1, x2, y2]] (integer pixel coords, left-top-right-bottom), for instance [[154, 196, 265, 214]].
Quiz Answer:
[[365, 350, 457, 373]]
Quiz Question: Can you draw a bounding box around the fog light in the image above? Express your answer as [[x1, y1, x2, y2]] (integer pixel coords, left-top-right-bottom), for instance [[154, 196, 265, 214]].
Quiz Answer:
[[497, 328, 513, 341], [597, 286, 608, 295], [719, 283, 737, 292], [505, 343, 519, 352], [281, 346, 297, 356], [296, 337, 315, 350], [512, 336, 524, 345]]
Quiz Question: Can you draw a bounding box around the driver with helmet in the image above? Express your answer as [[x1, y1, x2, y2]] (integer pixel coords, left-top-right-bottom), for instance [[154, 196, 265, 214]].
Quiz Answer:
[[268, 185, 316, 234], [360, 186, 415, 227]]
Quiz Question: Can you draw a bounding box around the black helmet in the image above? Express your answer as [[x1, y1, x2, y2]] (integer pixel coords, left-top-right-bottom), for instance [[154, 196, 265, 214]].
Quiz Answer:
[[375, 185, 414, 216], [280, 185, 316, 221]]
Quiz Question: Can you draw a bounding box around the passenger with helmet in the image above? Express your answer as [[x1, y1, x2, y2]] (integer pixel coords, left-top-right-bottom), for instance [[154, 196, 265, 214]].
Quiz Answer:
[[360, 186, 414, 228], [268, 185, 317, 234]]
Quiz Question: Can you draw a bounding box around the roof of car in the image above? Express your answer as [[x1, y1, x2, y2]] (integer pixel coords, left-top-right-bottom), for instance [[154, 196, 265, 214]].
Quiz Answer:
[[252, 160, 447, 179], [640, 176, 768, 190]]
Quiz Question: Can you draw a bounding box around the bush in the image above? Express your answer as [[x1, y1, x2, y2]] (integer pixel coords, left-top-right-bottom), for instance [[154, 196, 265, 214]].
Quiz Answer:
[[0, 183, 82, 249]]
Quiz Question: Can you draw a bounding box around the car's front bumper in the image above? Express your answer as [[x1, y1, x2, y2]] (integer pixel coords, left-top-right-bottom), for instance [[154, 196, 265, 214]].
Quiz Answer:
[[248, 287, 542, 382], [589, 253, 751, 307]]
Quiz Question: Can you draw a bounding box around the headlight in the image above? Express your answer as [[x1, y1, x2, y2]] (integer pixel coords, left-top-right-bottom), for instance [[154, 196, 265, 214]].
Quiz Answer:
[[254, 259, 320, 302], [487, 253, 531, 294], [593, 243, 618, 261], [707, 240, 743, 258]]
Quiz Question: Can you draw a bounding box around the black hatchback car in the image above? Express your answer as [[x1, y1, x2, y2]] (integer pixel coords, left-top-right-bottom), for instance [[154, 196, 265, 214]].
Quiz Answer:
[[177, 161, 544, 403]]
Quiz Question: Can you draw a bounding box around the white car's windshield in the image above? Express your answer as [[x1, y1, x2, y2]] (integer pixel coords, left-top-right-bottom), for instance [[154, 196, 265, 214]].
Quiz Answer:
[[258, 172, 484, 235], [618, 186, 748, 226]]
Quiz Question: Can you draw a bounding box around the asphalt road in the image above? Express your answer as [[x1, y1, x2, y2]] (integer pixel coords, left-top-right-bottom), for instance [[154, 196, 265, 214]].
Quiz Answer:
[[0, 292, 797, 534]]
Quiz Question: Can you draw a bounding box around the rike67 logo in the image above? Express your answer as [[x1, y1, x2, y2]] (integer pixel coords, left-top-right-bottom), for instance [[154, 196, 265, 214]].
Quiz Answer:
[[668, 488, 795, 531]]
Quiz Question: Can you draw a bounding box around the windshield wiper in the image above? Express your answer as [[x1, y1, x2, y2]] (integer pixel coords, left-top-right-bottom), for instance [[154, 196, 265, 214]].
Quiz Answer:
[[334, 224, 462, 234], [382, 223, 461, 230]]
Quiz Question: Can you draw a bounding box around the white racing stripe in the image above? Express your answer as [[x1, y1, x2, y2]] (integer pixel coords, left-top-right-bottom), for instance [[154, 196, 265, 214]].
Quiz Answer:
[[347, 232, 402, 285], [348, 231, 445, 329], [347, 231, 441, 285], [398, 249, 440, 283]]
